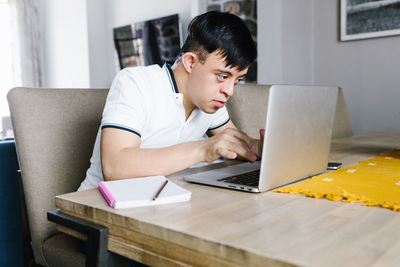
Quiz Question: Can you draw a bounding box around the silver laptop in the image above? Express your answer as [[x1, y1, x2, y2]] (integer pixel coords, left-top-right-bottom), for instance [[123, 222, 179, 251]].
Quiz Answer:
[[183, 85, 339, 192]]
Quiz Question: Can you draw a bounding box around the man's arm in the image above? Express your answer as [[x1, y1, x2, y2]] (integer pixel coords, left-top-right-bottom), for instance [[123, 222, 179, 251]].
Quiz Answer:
[[101, 127, 258, 181]]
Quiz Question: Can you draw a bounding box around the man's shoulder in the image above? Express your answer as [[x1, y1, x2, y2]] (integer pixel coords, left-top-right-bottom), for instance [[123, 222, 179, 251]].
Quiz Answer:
[[119, 64, 163, 80], [110, 64, 169, 98]]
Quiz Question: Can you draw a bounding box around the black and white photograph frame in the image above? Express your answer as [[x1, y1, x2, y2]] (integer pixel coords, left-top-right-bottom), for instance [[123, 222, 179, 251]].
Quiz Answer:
[[340, 0, 400, 41]]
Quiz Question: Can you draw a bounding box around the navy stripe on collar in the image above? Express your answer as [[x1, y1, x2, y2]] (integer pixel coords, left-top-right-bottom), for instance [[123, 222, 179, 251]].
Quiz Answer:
[[208, 118, 230, 131], [164, 62, 179, 94]]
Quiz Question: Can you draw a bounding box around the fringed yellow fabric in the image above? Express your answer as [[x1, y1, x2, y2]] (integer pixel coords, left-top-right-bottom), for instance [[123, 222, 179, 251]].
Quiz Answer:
[[274, 149, 400, 211]]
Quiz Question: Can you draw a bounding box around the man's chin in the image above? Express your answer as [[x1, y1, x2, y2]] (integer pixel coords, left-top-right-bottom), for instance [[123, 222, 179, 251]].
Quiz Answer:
[[201, 107, 218, 114]]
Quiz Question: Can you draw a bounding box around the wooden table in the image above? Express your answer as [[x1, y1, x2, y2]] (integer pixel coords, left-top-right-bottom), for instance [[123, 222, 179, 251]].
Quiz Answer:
[[55, 131, 400, 267]]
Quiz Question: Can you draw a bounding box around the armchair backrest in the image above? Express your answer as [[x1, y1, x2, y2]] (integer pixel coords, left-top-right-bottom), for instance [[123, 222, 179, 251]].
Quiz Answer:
[[7, 87, 108, 266], [227, 83, 271, 139], [227, 84, 353, 139]]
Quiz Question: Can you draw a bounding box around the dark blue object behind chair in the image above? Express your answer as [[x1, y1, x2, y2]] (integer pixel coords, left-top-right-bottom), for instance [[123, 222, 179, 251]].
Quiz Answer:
[[0, 139, 23, 267]]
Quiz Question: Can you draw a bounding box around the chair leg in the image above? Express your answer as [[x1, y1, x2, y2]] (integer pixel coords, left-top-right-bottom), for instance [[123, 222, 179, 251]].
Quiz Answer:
[[47, 209, 130, 267]]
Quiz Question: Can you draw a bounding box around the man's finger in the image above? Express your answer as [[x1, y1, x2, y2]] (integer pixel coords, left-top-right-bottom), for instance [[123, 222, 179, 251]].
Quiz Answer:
[[217, 147, 237, 159], [230, 142, 257, 162], [259, 129, 265, 141]]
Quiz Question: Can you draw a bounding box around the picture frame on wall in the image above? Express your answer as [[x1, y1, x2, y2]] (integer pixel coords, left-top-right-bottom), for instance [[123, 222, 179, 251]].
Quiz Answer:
[[113, 14, 181, 70], [340, 0, 400, 41]]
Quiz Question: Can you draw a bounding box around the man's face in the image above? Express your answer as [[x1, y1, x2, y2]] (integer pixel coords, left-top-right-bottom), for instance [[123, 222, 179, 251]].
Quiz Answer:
[[187, 51, 248, 114]]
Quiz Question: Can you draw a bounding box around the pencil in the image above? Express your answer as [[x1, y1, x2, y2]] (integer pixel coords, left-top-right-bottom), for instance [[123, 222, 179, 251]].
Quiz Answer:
[[153, 180, 168, 200]]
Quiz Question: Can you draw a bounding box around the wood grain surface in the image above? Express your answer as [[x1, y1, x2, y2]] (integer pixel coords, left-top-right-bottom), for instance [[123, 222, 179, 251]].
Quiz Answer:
[[55, 131, 400, 267]]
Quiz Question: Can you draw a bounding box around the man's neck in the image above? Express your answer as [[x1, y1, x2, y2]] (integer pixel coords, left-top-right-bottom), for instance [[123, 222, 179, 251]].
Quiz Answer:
[[171, 63, 196, 121]]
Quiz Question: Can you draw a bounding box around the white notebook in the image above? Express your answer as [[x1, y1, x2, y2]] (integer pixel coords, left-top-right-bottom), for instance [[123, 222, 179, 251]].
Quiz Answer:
[[98, 175, 191, 209]]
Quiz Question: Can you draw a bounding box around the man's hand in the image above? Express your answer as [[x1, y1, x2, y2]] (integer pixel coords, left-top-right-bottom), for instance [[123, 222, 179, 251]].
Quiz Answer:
[[247, 129, 265, 160], [201, 127, 259, 163]]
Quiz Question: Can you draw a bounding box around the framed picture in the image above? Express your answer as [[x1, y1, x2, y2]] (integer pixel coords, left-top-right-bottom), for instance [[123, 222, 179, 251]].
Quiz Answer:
[[340, 0, 400, 41], [113, 14, 181, 70]]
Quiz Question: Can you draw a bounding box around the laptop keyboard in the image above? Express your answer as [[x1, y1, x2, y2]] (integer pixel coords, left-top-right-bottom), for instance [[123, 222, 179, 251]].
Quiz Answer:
[[217, 170, 260, 187]]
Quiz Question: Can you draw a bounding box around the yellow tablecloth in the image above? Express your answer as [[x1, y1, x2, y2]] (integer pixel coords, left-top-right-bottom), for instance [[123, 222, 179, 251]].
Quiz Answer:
[[274, 150, 400, 211]]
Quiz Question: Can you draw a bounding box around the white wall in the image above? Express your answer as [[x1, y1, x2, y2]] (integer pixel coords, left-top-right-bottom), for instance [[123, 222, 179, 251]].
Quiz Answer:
[[259, 0, 400, 134], [40, 0, 90, 88], [312, 0, 400, 134], [258, 0, 314, 85], [86, 0, 109, 88]]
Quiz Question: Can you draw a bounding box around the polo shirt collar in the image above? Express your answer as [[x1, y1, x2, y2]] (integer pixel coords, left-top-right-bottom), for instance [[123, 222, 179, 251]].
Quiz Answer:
[[164, 62, 179, 94]]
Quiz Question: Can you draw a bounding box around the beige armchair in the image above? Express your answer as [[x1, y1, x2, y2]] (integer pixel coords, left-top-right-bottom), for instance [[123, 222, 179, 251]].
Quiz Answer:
[[8, 87, 109, 267]]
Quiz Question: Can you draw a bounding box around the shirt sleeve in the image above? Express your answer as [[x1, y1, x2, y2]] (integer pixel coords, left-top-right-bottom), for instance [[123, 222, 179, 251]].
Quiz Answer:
[[101, 68, 146, 137], [208, 106, 230, 130]]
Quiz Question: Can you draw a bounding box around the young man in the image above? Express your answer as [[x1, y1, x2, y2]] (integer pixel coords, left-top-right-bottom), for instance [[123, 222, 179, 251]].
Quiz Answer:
[[78, 11, 263, 191]]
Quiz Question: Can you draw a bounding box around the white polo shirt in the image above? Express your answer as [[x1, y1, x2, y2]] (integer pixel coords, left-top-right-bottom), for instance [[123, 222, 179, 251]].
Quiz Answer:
[[78, 63, 230, 191]]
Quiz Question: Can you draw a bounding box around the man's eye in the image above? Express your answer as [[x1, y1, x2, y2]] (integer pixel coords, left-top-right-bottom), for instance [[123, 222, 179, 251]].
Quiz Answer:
[[235, 78, 245, 85], [237, 78, 245, 84], [217, 74, 227, 81]]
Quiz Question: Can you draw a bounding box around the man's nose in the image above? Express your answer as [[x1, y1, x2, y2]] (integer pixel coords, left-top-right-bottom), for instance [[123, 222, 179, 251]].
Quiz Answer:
[[221, 81, 234, 97]]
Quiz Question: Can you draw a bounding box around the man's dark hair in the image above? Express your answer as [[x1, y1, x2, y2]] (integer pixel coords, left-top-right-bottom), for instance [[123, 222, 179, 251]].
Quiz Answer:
[[180, 11, 256, 70]]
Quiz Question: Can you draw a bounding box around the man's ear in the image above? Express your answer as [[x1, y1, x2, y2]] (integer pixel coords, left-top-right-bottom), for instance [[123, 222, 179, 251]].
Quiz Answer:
[[181, 52, 198, 73]]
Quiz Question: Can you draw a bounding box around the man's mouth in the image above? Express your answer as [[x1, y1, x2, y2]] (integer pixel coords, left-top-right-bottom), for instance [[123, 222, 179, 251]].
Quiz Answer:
[[213, 100, 225, 108]]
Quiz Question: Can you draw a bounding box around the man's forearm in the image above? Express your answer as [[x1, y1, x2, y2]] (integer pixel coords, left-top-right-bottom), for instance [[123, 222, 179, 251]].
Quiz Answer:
[[100, 126, 259, 181], [102, 141, 205, 181]]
